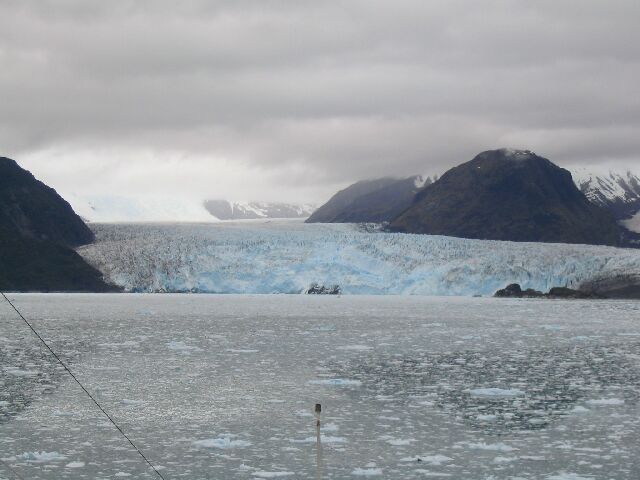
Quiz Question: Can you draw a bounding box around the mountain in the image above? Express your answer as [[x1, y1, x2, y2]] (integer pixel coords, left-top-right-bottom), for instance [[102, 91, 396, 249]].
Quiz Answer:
[[388, 149, 628, 246], [306, 175, 431, 223], [571, 168, 640, 226], [204, 200, 315, 220], [0, 157, 116, 292], [0, 158, 94, 246]]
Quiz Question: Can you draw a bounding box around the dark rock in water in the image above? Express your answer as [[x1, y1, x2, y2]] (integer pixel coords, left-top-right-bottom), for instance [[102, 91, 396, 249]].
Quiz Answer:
[[389, 149, 628, 246], [546, 287, 601, 299], [0, 157, 117, 292], [495, 284, 544, 298], [494, 283, 602, 299], [579, 274, 640, 299], [305, 283, 341, 295]]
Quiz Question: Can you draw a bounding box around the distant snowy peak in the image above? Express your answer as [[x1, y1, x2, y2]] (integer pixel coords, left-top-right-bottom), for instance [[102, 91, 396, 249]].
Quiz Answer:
[[204, 200, 315, 220], [570, 168, 640, 220]]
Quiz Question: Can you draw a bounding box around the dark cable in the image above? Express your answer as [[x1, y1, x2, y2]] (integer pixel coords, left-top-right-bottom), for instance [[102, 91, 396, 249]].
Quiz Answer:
[[0, 292, 167, 480]]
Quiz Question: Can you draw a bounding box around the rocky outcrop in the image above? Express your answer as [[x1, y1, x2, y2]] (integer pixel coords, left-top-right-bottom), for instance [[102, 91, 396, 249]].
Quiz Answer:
[[578, 274, 640, 299], [494, 284, 544, 298], [304, 283, 341, 295], [494, 283, 603, 299]]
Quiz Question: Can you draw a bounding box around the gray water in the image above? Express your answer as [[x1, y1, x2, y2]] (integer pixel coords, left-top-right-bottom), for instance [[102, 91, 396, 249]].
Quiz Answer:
[[1, 294, 639, 479]]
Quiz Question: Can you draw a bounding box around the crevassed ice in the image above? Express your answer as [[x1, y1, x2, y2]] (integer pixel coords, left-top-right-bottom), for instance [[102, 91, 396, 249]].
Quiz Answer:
[[79, 221, 640, 296]]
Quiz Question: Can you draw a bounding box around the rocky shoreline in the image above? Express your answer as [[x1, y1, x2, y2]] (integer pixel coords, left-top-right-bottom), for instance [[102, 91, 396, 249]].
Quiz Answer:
[[494, 282, 640, 300]]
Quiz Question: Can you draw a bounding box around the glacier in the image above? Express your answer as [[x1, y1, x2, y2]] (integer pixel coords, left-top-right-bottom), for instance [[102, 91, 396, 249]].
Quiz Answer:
[[61, 192, 216, 223], [78, 221, 640, 296]]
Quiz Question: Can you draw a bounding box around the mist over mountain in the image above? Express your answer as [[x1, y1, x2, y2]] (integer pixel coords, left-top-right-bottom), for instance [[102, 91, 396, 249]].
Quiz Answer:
[[306, 175, 431, 223]]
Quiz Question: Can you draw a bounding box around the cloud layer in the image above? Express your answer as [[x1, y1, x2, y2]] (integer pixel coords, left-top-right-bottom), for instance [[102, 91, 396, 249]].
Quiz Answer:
[[1, 0, 639, 202]]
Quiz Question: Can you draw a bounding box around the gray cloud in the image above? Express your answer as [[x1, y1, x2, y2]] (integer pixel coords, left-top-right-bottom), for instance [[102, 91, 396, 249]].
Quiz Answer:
[[1, 0, 639, 202]]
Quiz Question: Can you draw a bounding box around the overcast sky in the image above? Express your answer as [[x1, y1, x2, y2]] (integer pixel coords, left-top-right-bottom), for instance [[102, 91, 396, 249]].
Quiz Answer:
[[2, 0, 639, 204]]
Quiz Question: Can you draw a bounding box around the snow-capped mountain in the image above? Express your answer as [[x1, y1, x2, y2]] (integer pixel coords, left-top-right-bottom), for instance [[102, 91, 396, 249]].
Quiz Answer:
[[204, 200, 315, 220], [571, 168, 640, 222], [79, 221, 640, 296]]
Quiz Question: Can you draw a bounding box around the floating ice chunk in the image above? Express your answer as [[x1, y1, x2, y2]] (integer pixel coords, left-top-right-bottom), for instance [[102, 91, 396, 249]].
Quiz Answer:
[[66, 461, 85, 468], [476, 414, 498, 421], [193, 437, 252, 449], [322, 423, 339, 432], [413, 470, 452, 477], [308, 379, 362, 386], [253, 472, 294, 478], [3, 368, 38, 377], [352, 467, 383, 476], [114, 473, 131, 477], [386, 438, 414, 446], [294, 409, 313, 417], [571, 406, 590, 413], [401, 455, 452, 466], [585, 398, 624, 406], [469, 388, 524, 397], [14, 451, 67, 462], [290, 436, 346, 444], [166, 341, 202, 354], [547, 474, 594, 480], [336, 345, 373, 351], [465, 442, 517, 452], [378, 416, 401, 421], [314, 325, 336, 332], [541, 325, 565, 331], [98, 341, 139, 348], [493, 456, 517, 464]]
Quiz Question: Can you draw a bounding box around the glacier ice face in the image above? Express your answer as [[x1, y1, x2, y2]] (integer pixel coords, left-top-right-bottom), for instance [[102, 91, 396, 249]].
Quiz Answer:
[[79, 221, 640, 296], [62, 193, 216, 223]]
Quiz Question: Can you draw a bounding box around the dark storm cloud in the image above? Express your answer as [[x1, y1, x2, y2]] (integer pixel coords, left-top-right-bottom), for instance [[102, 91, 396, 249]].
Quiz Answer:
[[1, 0, 639, 201]]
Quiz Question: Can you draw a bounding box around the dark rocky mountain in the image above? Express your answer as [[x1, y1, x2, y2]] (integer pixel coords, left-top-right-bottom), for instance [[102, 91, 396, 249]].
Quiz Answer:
[[388, 149, 628, 246], [0, 157, 116, 292], [306, 175, 431, 223], [0, 157, 94, 246]]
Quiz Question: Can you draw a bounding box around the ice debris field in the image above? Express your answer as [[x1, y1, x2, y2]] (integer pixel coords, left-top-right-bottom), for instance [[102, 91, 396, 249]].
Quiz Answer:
[[1, 294, 639, 479], [79, 221, 640, 295]]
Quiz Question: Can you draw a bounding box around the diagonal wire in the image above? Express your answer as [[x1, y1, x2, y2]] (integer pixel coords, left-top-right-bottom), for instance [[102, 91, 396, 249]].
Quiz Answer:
[[0, 291, 166, 480]]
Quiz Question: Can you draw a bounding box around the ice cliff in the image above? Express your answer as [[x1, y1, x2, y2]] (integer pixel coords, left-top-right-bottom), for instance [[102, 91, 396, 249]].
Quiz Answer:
[[79, 221, 640, 295]]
